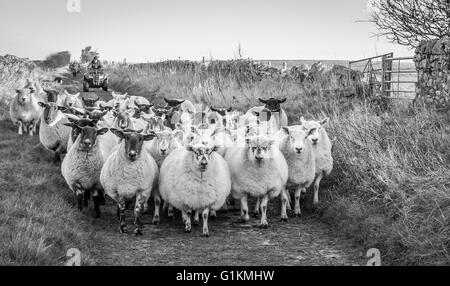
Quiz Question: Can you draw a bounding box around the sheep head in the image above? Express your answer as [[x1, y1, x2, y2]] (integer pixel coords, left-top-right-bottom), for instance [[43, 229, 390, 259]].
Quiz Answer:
[[110, 128, 155, 161], [186, 144, 218, 172], [258, 97, 286, 112], [245, 135, 276, 164], [282, 126, 309, 154], [37, 102, 67, 124], [300, 117, 329, 145]]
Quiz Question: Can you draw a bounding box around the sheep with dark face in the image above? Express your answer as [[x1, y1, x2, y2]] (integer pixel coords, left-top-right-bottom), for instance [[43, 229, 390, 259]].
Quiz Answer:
[[37, 101, 71, 162], [245, 98, 288, 129], [300, 117, 333, 207], [61, 121, 109, 217], [100, 129, 158, 235], [9, 88, 42, 136]]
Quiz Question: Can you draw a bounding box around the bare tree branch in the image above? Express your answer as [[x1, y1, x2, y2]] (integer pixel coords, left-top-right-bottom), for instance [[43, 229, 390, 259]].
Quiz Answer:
[[369, 0, 450, 48]]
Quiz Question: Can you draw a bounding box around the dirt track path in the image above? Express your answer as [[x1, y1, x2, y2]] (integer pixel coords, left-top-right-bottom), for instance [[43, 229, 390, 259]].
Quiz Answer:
[[56, 69, 366, 266]]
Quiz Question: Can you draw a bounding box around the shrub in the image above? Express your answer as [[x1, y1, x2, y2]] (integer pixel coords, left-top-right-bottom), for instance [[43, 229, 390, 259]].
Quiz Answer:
[[42, 51, 71, 69]]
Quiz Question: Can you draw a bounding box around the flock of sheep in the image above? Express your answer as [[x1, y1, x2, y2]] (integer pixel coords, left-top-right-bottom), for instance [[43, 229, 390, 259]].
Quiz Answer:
[[9, 80, 333, 237]]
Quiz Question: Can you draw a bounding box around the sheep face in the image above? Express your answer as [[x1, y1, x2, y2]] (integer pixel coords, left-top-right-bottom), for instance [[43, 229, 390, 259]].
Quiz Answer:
[[186, 144, 218, 172], [111, 92, 129, 104], [152, 106, 170, 117], [16, 89, 33, 105], [112, 108, 135, 130], [134, 100, 153, 114], [81, 94, 99, 107], [111, 129, 155, 161], [282, 127, 309, 154], [64, 92, 81, 107], [258, 97, 287, 112], [210, 106, 232, 117], [38, 102, 67, 124], [154, 130, 180, 156], [245, 136, 276, 163], [64, 118, 96, 144], [164, 97, 185, 107], [300, 117, 329, 145], [77, 125, 108, 152]]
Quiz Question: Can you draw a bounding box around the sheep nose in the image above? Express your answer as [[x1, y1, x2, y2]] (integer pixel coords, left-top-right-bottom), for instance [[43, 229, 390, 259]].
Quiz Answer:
[[128, 150, 137, 158], [312, 138, 318, 144], [160, 148, 167, 154], [295, 147, 303, 153], [83, 139, 92, 146], [200, 162, 208, 169]]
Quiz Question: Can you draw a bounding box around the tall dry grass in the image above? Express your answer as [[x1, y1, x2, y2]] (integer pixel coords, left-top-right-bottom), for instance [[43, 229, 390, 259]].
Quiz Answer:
[[105, 61, 450, 265]]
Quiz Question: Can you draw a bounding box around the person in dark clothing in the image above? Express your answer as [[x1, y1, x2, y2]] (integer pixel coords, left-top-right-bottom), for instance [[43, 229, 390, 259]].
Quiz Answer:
[[88, 56, 103, 70]]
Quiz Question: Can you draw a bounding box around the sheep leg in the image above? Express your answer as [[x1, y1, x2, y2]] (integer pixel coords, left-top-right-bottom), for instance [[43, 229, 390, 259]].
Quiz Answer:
[[134, 194, 146, 235], [17, 121, 23, 135], [75, 187, 83, 212], [182, 210, 192, 233], [258, 195, 269, 229], [193, 211, 200, 226], [253, 198, 260, 218], [210, 209, 217, 220], [202, 208, 210, 237], [28, 122, 34, 137], [83, 189, 90, 208], [168, 204, 175, 220], [294, 187, 303, 217], [313, 172, 324, 208], [240, 196, 250, 223], [152, 192, 161, 225], [280, 188, 289, 222], [92, 189, 101, 218], [118, 199, 127, 234]]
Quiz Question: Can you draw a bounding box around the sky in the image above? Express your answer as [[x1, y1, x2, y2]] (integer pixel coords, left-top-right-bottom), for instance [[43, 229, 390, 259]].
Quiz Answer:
[[0, 0, 413, 62]]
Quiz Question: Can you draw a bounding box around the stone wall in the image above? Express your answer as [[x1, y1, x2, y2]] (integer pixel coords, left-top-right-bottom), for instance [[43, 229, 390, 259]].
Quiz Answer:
[[414, 37, 450, 109]]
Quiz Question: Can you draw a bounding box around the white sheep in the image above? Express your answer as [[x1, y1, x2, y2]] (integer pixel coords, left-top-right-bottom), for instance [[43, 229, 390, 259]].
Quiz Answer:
[[100, 129, 158, 235], [143, 128, 183, 222], [225, 133, 288, 227], [278, 125, 316, 218], [61, 121, 109, 218], [300, 117, 333, 207], [61, 90, 83, 109], [37, 101, 71, 162], [9, 88, 42, 136], [159, 142, 231, 236]]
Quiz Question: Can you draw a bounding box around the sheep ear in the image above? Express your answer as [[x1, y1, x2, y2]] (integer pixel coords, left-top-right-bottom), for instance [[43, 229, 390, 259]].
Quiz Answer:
[[319, 117, 329, 126], [38, 102, 46, 108], [57, 105, 67, 112], [110, 128, 124, 139], [278, 98, 287, 104], [134, 100, 141, 108], [143, 131, 156, 141], [281, 126, 290, 135], [62, 123, 73, 128], [210, 106, 218, 113], [97, 128, 109, 136], [258, 98, 268, 104]]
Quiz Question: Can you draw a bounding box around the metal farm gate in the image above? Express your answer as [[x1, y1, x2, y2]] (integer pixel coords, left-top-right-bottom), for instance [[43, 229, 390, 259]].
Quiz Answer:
[[348, 53, 417, 99]]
